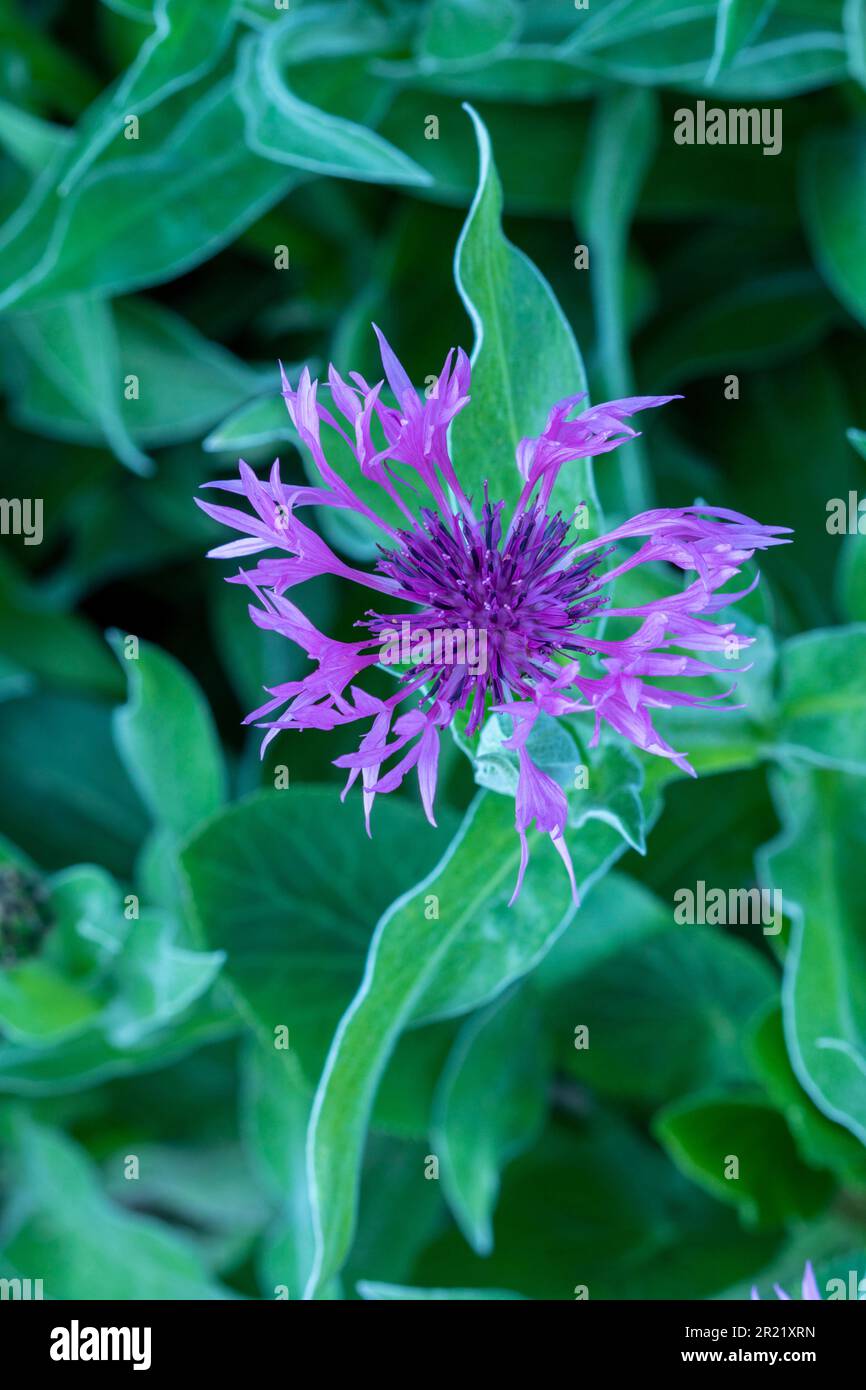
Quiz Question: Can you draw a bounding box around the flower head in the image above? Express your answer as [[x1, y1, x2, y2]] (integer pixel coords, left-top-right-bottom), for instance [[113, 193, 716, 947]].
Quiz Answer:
[[198, 329, 790, 902]]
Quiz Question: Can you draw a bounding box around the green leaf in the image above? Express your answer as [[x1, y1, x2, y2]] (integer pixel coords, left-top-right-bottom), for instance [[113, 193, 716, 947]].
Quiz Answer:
[[6, 296, 268, 452], [0, 562, 123, 699], [99, 0, 153, 20], [837, 536, 866, 624], [242, 1045, 317, 1299], [0, 83, 298, 309], [471, 709, 578, 795], [558, 927, 777, 1105], [432, 985, 548, 1255], [718, 353, 854, 627], [304, 789, 635, 1297], [562, 1, 846, 95], [640, 128, 795, 222], [802, 126, 866, 328], [567, 0, 717, 46], [259, 1129, 446, 1301], [568, 739, 646, 853], [104, 910, 225, 1047], [707, 0, 778, 82], [574, 86, 659, 513], [0, 1007, 234, 1095], [0, 961, 100, 1044], [377, 48, 597, 103], [371, 1019, 459, 1141], [46, 862, 127, 975], [0, 851, 224, 1062], [637, 767, 780, 917], [450, 105, 597, 522], [203, 394, 296, 454], [377, 90, 593, 216], [44, 447, 219, 603], [343, 1134, 447, 1293], [697, 23, 848, 99], [775, 626, 866, 773], [467, 716, 646, 853], [180, 787, 460, 1082], [109, 633, 226, 841], [848, 425, 866, 461], [0, 4, 99, 118], [242, 1042, 308, 1197], [59, 0, 237, 194], [413, 1115, 780, 1298], [0, 99, 70, 174], [564, 0, 718, 54], [357, 1281, 526, 1300], [235, 9, 431, 187], [750, 1004, 866, 1189], [534, 871, 673, 995], [844, 0, 866, 86], [613, 618, 778, 785], [6, 294, 152, 474], [418, 0, 521, 64], [0, 692, 149, 876], [101, 1139, 268, 1270], [0, 1111, 229, 1298], [0, 658, 30, 703], [640, 270, 835, 388], [654, 1090, 832, 1227], [758, 766, 866, 1144]]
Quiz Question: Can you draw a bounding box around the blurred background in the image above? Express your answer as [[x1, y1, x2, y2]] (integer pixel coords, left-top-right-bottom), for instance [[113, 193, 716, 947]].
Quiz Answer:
[[0, 0, 864, 1301]]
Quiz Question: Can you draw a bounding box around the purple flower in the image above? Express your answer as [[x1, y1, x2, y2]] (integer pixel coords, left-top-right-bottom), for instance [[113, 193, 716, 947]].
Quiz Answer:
[[752, 1262, 821, 1300], [198, 329, 790, 902]]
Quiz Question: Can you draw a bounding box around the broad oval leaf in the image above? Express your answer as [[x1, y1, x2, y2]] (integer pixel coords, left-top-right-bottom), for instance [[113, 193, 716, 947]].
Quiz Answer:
[[758, 766, 866, 1145], [304, 789, 638, 1298], [179, 787, 459, 1082], [750, 1004, 866, 1189], [654, 1090, 832, 1227], [558, 927, 777, 1105]]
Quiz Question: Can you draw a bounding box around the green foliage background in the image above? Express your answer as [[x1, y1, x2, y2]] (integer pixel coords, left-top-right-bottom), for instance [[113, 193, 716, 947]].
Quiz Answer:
[[0, 0, 865, 1301]]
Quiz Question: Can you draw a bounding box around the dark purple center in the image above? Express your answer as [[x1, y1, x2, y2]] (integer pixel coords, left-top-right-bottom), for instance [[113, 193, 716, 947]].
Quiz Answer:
[[365, 499, 607, 732]]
